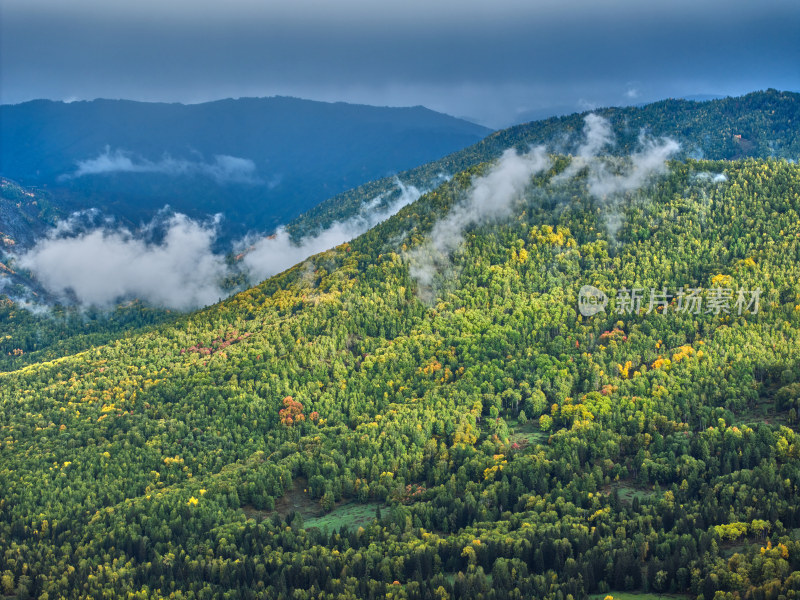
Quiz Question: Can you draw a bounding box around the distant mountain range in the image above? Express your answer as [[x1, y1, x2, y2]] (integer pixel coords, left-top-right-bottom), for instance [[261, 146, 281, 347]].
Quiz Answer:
[[0, 97, 491, 242], [5, 91, 797, 253]]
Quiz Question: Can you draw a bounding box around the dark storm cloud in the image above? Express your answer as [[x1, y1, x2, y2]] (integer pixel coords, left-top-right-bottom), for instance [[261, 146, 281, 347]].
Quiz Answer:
[[2, 0, 799, 126]]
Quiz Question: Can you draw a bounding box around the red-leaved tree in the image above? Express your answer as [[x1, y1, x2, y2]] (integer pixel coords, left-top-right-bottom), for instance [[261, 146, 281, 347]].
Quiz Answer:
[[279, 396, 305, 426]]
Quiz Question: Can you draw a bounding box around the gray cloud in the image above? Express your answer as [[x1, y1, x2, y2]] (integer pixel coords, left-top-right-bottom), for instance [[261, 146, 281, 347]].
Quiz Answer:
[[61, 147, 262, 184], [2, 1, 798, 126]]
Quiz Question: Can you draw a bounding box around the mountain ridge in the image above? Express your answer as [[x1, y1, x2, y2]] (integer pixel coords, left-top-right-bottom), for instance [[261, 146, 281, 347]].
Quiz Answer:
[[288, 89, 800, 237], [0, 96, 491, 242]]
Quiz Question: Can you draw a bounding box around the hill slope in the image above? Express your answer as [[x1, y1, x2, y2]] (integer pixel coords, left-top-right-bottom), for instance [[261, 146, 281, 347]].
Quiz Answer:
[[1, 151, 800, 598], [0, 96, 490, 241], [0, 177, 63, 300], [289, 89, 800, 237], [3, 90, 799, 375]]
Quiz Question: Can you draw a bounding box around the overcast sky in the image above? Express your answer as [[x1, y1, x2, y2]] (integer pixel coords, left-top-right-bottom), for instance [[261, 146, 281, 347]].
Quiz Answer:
[[2, 0, 799, 127]]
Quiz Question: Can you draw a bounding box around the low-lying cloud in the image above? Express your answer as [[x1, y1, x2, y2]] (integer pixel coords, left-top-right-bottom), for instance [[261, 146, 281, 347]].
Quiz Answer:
[[409, 146, 550, 302], [13, 179, 422, 310], [586, 133, 680, 198], [407, 114, 680, 301], [14, 116, 682, 310], [242, 179, 422, 282], [61, 147, 262, 185], [552, 113, 614, 182], [553, 113, 680, 199], [17, 213, 227, 309], [693, 171, 728, 183]]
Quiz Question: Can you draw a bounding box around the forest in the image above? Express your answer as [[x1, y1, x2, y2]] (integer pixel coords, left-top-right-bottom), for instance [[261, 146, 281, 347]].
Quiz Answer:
[[2, 90, 798, 374], [289, 89, 800, 238], [1, 150, 800, 599]]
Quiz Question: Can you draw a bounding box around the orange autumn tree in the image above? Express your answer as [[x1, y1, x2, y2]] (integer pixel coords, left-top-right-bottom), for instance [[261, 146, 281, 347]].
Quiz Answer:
[[279, 396, 305, 426]]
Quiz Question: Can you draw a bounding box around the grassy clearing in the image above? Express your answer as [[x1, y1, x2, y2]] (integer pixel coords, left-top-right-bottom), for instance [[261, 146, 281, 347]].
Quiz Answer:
[[733, 398, 787, 427], [616, 485, 656, 504], [304, 501, 382, 531], [720, 542, 747, 558], [443, 573, 494, 586], [242, 476, 383, 531], [241, 476, 319, 522], [599, 480, 657, 506], [588, 592, 689, 600], [510, 420, 550, 446]]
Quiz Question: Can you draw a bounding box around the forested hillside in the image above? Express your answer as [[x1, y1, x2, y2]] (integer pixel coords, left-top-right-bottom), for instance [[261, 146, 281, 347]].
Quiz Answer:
[[289, 89, 800, 237], [7, 91, 798, 378], [0, 179, 181, 371], [0, 179, 61, 249], [2, 154, 800, 599]]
